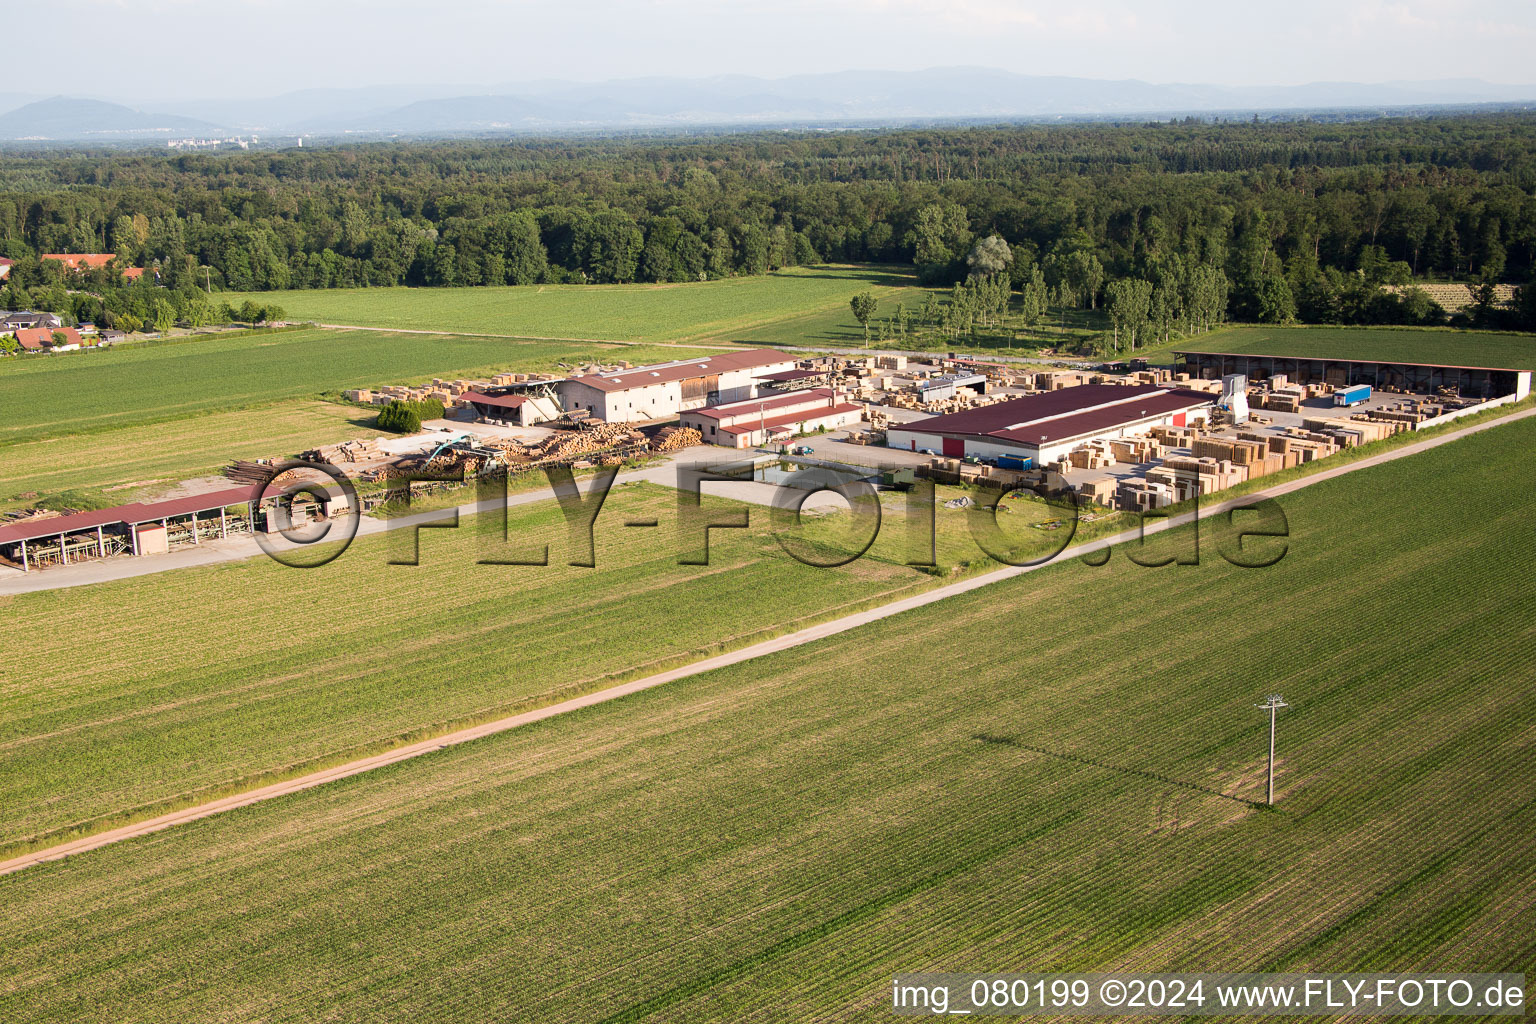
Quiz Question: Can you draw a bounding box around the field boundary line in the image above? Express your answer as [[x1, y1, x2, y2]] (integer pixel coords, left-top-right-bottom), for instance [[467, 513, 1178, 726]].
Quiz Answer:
[[2, 405, 1533, 878]]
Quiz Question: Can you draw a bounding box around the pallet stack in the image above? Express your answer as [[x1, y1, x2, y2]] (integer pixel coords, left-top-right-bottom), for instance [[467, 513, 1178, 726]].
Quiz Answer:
[[1067, 440, 1117, 470], [1107, 436, 1163, 463]]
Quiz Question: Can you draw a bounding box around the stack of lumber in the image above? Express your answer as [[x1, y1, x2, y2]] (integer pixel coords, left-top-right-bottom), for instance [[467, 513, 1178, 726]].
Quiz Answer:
[[1151, 424, 1202, 447], [650, 426, 702, 452], [1302, 416, 1404, 447], [1107, 436, 1163, 463], [1075, 477, 1118, 506], [1117, 479, 1176, 511], [1148, 456, 1245, 499], [302, 438, 385, 464], [1067, 441, 1116, 470], [534, 423, 642, 461], [224, 460, 278, 484]]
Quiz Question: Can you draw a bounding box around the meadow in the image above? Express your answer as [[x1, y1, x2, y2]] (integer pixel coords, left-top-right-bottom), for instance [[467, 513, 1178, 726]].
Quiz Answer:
[[0, 328, 718, 444], [0, 483, 955, 850], [223, 265, 915, 344], [1172, 324, 1536, 369], [0, 400, 384, 510], [1, 414, 1531, 1022]]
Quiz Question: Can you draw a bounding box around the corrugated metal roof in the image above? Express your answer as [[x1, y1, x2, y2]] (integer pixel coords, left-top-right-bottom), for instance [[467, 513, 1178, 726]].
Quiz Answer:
[[0, 508, 131, 546], [567, 349, 794, 393], [1174, 351, 1526, 374], [120, 487, 259, 524], [686, 388, 837, 420], [718, 403, 862, 435], [463, 390, 528, 409], [897, 384, 1214, 448], [0, 486, 260, 547]]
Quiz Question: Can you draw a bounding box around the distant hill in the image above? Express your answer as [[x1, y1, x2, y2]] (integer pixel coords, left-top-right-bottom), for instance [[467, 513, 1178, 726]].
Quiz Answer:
[[8, 71, 1536, 142], [321, 69, 1536, 134], [0, 97, 223, 140]]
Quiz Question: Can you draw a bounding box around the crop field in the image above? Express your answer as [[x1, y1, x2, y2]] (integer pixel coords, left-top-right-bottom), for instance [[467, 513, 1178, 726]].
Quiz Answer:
[[1174, 324, 1536, 369], [223, 265, 916, 344], [0, 328, 718, 444], [0, 400, 386, 510], [0, 482, 975, 851], [3, 414, 1532, 1021]]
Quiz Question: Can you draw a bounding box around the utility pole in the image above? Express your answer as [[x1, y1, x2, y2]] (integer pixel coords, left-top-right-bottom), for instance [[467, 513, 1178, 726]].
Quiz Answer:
[[1255, 695, 1289, 806]]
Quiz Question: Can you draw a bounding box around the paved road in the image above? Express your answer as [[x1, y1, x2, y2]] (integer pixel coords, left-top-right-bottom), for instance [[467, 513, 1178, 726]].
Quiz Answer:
[[3, 404, 1529, 877]]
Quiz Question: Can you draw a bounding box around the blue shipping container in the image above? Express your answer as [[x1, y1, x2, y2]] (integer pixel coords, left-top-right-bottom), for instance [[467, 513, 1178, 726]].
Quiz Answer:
[[995, 454, 1033, 471]]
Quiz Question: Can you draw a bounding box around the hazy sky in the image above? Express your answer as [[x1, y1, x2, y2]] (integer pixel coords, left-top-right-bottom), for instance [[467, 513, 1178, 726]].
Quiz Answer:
[[19, 0, 1536, 99]]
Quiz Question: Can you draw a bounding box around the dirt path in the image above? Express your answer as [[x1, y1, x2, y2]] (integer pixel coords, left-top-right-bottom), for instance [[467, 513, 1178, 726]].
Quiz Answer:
[[1, 404, 1530, 877]]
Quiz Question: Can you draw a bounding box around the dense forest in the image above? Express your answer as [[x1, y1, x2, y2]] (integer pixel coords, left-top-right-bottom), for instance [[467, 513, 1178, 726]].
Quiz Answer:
[[2, 114, 1536, 334]]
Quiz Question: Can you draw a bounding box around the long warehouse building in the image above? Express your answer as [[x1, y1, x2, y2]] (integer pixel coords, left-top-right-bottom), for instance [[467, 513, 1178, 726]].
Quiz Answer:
[[557, 348, 797, 422], [887, 384, 1216, 465]]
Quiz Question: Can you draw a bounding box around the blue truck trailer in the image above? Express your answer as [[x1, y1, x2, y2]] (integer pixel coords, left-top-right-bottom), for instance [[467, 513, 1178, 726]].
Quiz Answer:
[[1334, 384, 1372, 407]]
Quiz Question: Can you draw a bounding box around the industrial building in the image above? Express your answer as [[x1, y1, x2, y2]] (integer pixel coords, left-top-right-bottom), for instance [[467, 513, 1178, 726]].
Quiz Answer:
[[679, 388, 863, 448], [460, 389, 563, 427], [555, 349, 796, 422], [1175, 351, 1532, 402], [887, 384, 1216, 465]]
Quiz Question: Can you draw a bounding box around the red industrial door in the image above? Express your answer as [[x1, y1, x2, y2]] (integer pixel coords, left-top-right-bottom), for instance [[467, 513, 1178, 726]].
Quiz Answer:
[[942, 437, 965, 458], [1172, 413, 1187, 427]]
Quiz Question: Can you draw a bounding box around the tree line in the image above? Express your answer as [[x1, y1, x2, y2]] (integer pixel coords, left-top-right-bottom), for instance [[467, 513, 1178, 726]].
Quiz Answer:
[[1, 114, 1535, 336]]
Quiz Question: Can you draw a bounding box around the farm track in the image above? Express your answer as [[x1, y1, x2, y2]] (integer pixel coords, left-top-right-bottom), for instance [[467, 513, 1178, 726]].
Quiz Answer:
[[3, 402, 1532, 878]]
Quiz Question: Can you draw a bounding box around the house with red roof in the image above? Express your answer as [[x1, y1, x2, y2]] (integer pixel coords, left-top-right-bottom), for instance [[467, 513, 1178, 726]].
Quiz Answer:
[[0, 257, 13, 281], [14, 327, 85, 352], [41, 253, 117, 272]]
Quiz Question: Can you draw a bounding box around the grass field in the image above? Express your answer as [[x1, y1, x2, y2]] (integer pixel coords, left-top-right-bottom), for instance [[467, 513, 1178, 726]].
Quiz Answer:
[[1172, 324, 1536, 369], [0, 328, 719, 445], [2, 415, 1531, 1022], [0, 474, 1113, 853], [224, 265, 918, 344], [0, 400, 386, 509], [0, 483, 970, 850]]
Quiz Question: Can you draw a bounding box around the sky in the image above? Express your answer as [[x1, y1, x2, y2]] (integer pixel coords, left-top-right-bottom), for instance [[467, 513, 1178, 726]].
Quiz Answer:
[[13, 0, 1536, 100]]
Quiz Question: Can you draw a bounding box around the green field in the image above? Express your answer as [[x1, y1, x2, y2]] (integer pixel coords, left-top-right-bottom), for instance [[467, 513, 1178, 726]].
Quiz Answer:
[[0, 483, 958, 850], [225, 265, 916, 344], [0, 328, 719, 445], [0, 474, 1112, 853], [0, 400, 387, 509], [1173, 324, 1536, 369], [1, 414, 1531, 1021]]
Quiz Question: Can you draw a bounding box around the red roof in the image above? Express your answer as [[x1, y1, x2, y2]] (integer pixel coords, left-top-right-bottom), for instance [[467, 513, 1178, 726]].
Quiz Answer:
[[687, 388, 838, 421], [122, 267, 146, 281], [719, 403, 862, 436], [567, 349, 794, 393], [898, 384, 1214, 446], [0, 486, 261, 547], [463, 391, 528, 409], [755, 368, 825, 383], [14, 327, 82, 351], [40, 253, 115, 271]]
